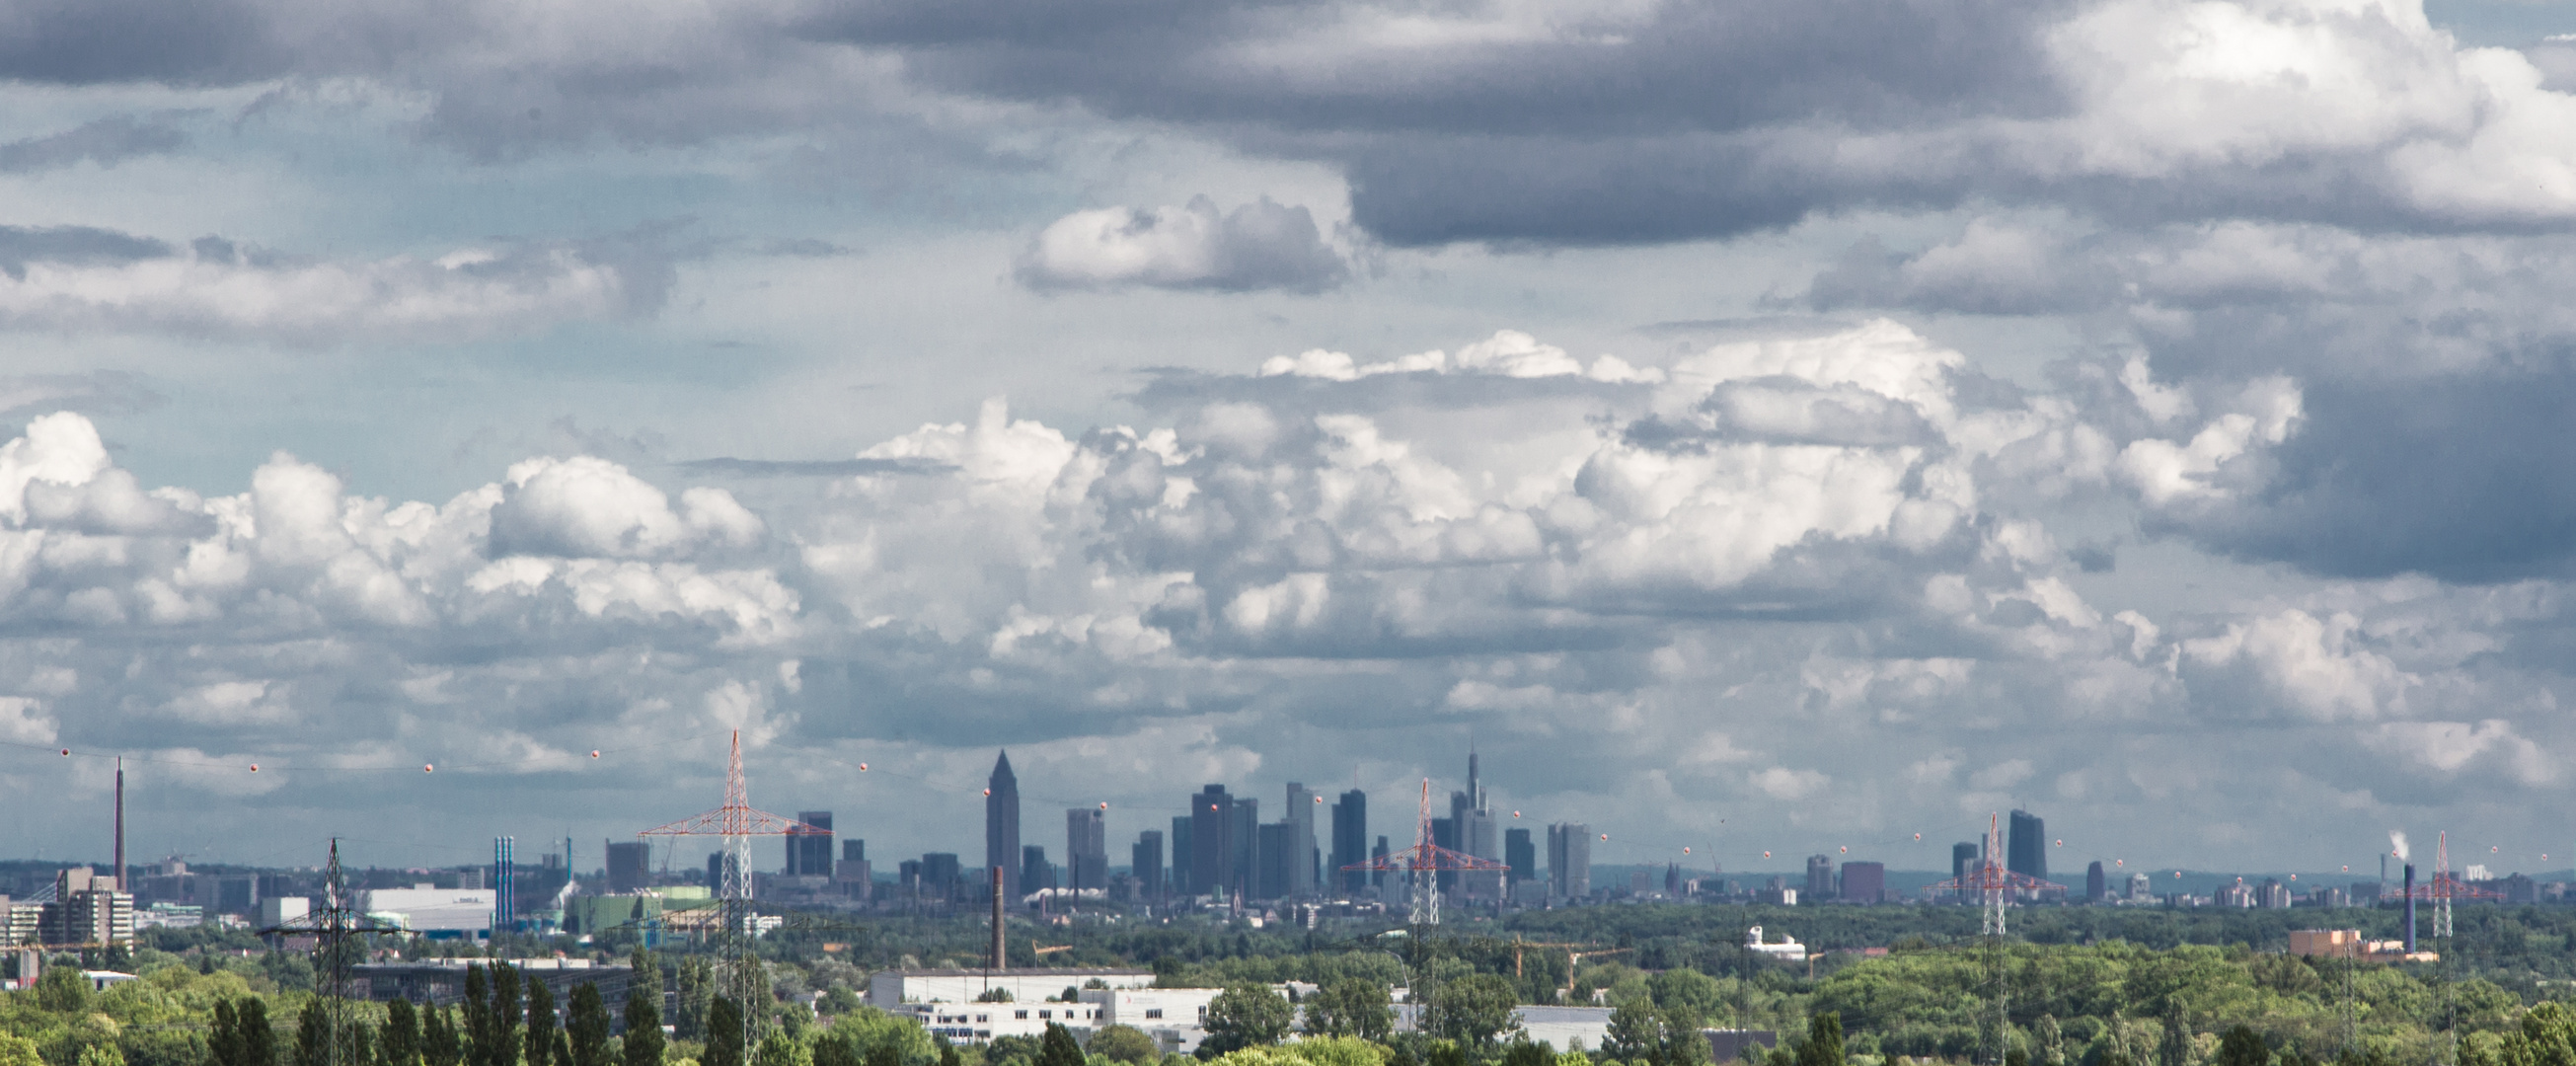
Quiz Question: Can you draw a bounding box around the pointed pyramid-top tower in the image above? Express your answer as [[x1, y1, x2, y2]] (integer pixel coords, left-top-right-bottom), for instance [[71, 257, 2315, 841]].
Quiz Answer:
[[986, 750, 1021, 900]]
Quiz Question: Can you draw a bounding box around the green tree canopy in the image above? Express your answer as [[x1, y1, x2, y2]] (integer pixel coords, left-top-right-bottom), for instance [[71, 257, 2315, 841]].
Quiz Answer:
[[1203, 985, 1293, 1055], [704, 999, 744, 1066], [1796, 1013, 1845, 1066], [36, 965, 90, 1014], [567, 984, 613, 1066], [422, 1007, 462, 1066], [1431, 976, 1521, 1048], [625, 987, 665, 1066], [1302, 980, 1393, 1042], [1034, 1025, 1083, 1066], [382, 1000, 422, 1066], [526, 980, 558, 1066], [1086, 1027, 1160, 1066]]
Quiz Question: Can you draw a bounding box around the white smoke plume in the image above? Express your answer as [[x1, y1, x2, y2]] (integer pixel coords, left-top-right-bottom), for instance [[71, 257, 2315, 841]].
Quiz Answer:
[[2390, 830, 2410, 862]]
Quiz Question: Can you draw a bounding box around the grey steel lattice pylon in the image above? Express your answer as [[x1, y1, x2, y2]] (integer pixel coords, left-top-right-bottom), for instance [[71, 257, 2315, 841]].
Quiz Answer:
[[1340, 778, 1510, 927], [639, 731, 828, 1054], [259, 840, 407, 1066]]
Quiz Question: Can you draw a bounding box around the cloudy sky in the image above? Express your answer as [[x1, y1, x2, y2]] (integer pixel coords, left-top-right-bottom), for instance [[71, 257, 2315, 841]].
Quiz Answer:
[[4, 0, 2576, 881]]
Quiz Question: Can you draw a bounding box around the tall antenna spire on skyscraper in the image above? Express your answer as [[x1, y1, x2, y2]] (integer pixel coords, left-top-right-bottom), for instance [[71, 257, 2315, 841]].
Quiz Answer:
[[1468, 746, 1481, 810]]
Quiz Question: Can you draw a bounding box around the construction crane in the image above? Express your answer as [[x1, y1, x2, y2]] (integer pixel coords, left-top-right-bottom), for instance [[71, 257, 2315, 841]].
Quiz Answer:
[[1501, 939, 1622, 978], [1033, 945, 1074, 956]]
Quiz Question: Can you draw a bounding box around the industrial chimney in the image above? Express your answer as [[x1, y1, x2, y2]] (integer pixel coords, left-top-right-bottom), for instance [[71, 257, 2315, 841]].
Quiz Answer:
[[2403, 863, 2416, 953]]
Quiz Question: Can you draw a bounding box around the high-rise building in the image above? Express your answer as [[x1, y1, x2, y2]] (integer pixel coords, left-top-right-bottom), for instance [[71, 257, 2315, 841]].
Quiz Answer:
[[1170, 816, 1193, 894], [922, 853, 960, 897], [1228, 796, 1259, 895], [987, 753, 1022, 901], [1132, 830, 1165, 898], [836, 840, 871, 898], [1547, 823, 1591, 901], [2086, 861, 2106, 901], [1022, 845, 1057, 893], [1840, 862, 1885, 904], [1189, 785, 1233, 898], [1255, 822, 1293, 899], [1330, 790, 1368, 894], [791, 811, 834, 877], [1284, 783, 1318, 897], [41, 869, 132, 947], [1806, 855, 1834, 900], [1432, 816, 1459, 895], [2008, 809, 2047, 883], [1067, 807, 1108, 891], [705, 851, 737, 894], [1372, 836, 1390, 888], [605, 841, 651, 894], [1952, 841, 1980, 881], [1505, 828, 1536, 899], [2127, 873, 2151, 901]]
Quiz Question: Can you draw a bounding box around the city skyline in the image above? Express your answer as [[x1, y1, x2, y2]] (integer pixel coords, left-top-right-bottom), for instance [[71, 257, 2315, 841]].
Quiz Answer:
[[9, 736, 2572, 883]]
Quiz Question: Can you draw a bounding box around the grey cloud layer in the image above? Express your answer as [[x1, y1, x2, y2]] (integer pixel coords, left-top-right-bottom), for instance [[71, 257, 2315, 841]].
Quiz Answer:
[[15, 0, 2573, 246], [0, 224, 666, 343], [812, 0, 2576, 244]]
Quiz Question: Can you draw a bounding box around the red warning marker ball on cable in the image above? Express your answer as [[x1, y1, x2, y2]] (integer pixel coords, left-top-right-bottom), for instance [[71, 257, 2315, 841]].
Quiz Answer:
[[590, 750, 600, 759], [59, 748, 68, 756], [250, 764, 259, 773], [858, 763, 868, 771], [983, 788, 992, 796], [424, 764, 434, 773]]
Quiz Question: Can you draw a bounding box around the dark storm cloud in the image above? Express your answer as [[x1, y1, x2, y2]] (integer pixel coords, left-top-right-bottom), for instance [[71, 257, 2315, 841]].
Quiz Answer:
[[2161, 373, 2576, 583], [1793, 219, 2576, 584], [0, 224, 173, 278], [0, 0, 292, 84], [806, 0, 2075, 136]]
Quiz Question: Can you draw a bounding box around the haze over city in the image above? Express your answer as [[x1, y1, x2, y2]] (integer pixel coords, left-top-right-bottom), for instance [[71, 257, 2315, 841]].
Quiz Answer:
[[7, 0, 2576, 881]]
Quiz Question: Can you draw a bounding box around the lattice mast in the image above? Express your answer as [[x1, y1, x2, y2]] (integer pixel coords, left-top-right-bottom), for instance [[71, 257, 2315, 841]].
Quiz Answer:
[[1924, 813, 2066, 936], [639, 731, 829, 1049], [2400, 831, 2501, 939], [259, 840, 405, 1066], [1342, 778, 1512, 926]]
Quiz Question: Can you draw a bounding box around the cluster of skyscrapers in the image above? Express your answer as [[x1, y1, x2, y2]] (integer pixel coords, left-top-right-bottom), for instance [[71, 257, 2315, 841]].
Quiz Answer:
[[870, 750, 1597, 907]]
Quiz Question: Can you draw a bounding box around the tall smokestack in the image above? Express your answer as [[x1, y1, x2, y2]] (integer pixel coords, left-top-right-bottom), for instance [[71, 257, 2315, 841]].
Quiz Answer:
[[990, 865, 1006, 971], [113, 757, 124, 892], [2403, 863, 2416, 953]]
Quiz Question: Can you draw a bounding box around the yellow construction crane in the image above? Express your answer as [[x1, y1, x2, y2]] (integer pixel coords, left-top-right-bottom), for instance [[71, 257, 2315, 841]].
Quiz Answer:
[[1500, 938, 1632, 999], [1032, 945, 1074, 955]]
